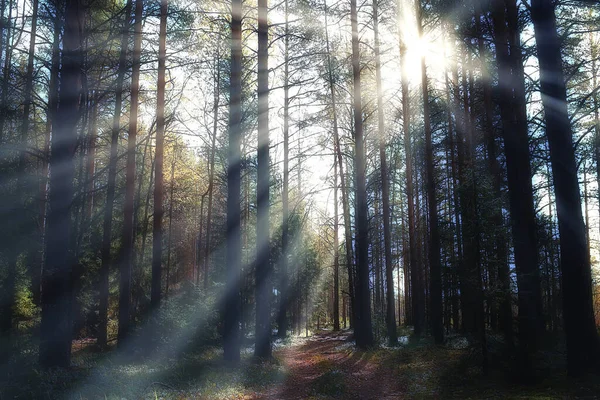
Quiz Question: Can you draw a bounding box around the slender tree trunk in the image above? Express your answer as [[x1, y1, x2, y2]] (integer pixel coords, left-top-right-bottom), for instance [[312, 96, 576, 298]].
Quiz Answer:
[[255, 0, 272, 359], [204, 48, 220, 290], [399, 2, 422, 337], [325, 4, 355, 330], [98, 0, 132, 348], [475, 0, 502, 336], [591, 32, 600, 248], [35, 4, 61, 309], [152, 0, 168, 309], [224, 0, 242, 362], [584, 165, 590, 255], [417, 0, 442, 344], [374, 193, 382, 316], [350, 0, 373, 348], [0, 0, 13, 142], [531, 0, 600, 376], [19, 0, 38, 149], [165, 147, 176, 297], [372, 0, 397, 344], [85, 94, 97, 221], [278, 0, 290, 338], [333, 152, 340, 331], [119, 0, 143, 347]]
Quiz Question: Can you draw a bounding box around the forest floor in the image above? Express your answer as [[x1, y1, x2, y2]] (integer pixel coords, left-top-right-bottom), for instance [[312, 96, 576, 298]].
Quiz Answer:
[[3, 329, 600, 399]]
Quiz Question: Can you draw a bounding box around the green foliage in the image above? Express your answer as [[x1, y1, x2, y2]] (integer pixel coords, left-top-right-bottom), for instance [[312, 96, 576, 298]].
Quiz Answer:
[[311, 369, 346, 397]]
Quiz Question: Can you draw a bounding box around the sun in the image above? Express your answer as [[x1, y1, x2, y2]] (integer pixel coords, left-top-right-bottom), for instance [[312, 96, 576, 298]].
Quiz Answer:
[[375, 1, 451, 95], [394, 0, 451, 86]]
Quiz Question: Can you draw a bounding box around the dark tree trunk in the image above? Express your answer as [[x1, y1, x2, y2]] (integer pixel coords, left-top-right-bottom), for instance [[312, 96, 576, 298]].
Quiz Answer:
[[255, 0, 271, 359], [325, 4, 355, 331], [85, 94, 97, 222], [119, 0, 143, 347], [477, 1, 511, 346], [35, 4, 61, 310], [224, 0, 242, 362], [350, 0, 373, 348], [39, 0, 82, 368], [400, 5, 423, 337], [531, 0, 600, 376], [417, 0, 442, 344], [372, 0, 397, 344], [98, 0, 132, 348], [0, 0, 13, 143], [491, 0, 544, 365]]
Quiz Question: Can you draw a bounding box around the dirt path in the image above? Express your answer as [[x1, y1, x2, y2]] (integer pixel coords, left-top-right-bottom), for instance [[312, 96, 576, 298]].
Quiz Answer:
[[258, 331, 405, 399]]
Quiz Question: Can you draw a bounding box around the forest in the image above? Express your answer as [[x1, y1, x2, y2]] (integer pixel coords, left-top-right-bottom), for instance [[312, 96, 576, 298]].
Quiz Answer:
[[1, 0, 600, 398]]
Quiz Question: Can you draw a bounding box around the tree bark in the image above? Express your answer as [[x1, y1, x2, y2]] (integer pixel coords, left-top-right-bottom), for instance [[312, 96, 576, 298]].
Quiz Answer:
[[417, 0, 442, 344], [491, 0, 544, 365], [119, 0, 143, 347], [325, 3, 355, 331], [531, 0, 600, 376], [255, 0, 272, 359], [278, 0, 290, 338], [152, 0, 168, 309], [351, 0, 373, 348], [204, 46, 220, 290], [98, 0, 132, 348], [224, 0, 242, 362], [399, 1, 423, 337], [39, 0, 82, 368], [372, 0, 397, 344]]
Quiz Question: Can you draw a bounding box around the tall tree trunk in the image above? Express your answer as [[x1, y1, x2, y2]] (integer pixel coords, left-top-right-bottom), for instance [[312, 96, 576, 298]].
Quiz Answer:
[[591, 32, 600, 251], [204, 47, 220, 290], [459, 46, 488, 370], [98, 0, 132, 348], [325, 3, 355, 330], [278, 0, 290, 338], [0, 0, 13, 142], [35, 4, 61, 309], [224, 0, 242, 362], [119, 0, 143, 347], [531, 0, 600, 376], [255, 0, 271, 359], [476, 1, 511, 345], [399, 1, 423, 337], [165, 147, 176, 297], [85, 93, 97, 221], [39, 0, 82, 368], [152, 0, 168, 308], [333, 151, 340, 331], [19, 0, 38, 152], [491, 0, 544, 366], [372, 0, 397, 344], [417, 0, 442, 344], [350, 0, 373, 348]]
